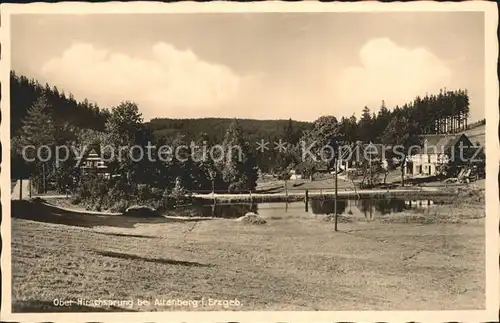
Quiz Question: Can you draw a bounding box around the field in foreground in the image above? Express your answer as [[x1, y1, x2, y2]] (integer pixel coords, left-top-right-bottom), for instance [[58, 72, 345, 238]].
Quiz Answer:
[[11, 202, 485, 312]]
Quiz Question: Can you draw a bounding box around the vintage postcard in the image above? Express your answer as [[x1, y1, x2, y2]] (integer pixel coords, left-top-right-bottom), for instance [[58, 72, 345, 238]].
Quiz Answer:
[[0, 1, 498, 322]]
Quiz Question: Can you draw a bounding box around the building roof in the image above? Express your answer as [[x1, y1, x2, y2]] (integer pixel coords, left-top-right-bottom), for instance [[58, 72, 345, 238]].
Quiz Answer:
[[339, 142, 388, 162], [358, 143, 387, 159], [75, 149, 101, 161], [420, 133, 471, 154]]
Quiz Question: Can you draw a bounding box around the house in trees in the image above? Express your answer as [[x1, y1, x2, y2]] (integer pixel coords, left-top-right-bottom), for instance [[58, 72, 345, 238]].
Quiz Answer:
[[338, 142, 390, 173], [408, 133, 476, 177], [76, 149, 110, 179], [289, 169, 303, 180]]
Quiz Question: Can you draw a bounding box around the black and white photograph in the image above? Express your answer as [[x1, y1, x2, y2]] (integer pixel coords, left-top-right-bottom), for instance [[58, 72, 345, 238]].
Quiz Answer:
[[1, 2, 498, 322]]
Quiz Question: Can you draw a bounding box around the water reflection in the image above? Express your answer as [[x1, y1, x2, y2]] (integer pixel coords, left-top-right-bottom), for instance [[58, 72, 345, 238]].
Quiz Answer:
[[175, 198, 434, 219], [310, 199, 347, 216], [309, 198, 434, 220], [175, 203, 258, 219]]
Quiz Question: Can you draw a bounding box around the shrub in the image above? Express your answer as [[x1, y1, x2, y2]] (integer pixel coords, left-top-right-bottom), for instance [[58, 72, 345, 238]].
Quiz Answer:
[[72, 174, 194, 213], [110, 199, 129, 213], [151, 187, 162, 196], [73, 175, 112, 211], [137, 184, 152, 201], [169, 177, 189, 206], [109, 180, 134, 201]]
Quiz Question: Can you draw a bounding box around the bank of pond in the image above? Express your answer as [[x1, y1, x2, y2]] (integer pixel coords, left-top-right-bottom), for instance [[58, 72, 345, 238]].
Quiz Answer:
[[170, 197, 446, 219], [197, 188, 457, 204]]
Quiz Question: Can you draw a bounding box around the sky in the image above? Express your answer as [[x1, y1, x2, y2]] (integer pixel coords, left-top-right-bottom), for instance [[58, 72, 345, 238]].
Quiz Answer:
[[11, 12, 485, 122]]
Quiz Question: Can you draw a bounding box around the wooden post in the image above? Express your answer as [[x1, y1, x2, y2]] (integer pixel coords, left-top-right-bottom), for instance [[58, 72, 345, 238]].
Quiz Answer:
[[29, 177, 32, 198], [305, 189, 309, 212], [334, 157, 338, 231], [369, 197, 373, 221], [42, 163, 46, 193], [19, 179, 23, 200], [369, 151, 372, 187]]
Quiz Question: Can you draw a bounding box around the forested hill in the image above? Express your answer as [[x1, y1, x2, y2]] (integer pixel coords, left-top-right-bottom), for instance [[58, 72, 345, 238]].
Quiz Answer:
[[11, 71, 311, 145], [147, 118, 313, 145], [10, 71, 109, 135], [12, 70, 480, 151]]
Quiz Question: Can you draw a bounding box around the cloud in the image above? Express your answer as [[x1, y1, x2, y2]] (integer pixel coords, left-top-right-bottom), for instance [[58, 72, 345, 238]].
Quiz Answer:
[[336, 38, 452, 113], [41, 42, 244, 120]]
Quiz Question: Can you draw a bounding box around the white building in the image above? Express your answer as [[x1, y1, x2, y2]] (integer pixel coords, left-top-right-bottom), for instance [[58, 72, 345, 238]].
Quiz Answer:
[[408, 133, 474, 176]]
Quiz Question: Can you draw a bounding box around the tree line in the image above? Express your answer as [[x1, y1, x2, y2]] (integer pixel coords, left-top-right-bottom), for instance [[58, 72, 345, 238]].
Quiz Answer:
[[148, 117, 311, 173], [11, 71, 109, 136], [11, 71, 482, 209], [149, 90, 475, 173], [289, 90, 478, 186], [11, 76, 261, 211]]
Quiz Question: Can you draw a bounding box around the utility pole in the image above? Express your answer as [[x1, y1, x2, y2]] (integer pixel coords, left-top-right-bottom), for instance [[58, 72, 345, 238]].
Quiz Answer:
[[284, 177, 288, 200], [305, 189, 309, 212], [334, 146, 339, 232], [334, 160, 338, 231], [369, 142, 372, 188], [334, 136, 346, 232]]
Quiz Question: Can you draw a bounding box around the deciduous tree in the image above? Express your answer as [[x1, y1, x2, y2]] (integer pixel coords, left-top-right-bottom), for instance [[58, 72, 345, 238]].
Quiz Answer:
[[381, 115, 421, 186]]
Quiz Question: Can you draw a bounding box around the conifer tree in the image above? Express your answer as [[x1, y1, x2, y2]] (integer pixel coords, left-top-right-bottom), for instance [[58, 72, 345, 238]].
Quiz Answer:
[[285, 118, 294, 144], [16, 94, 56, 192], [221, 120, 258, 193], [358, 106, 373, 143]]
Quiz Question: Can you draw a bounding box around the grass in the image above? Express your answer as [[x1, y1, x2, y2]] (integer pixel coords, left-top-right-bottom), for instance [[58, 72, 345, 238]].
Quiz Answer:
[[378, 205, 485, 224], [10, 199, 485, 312]]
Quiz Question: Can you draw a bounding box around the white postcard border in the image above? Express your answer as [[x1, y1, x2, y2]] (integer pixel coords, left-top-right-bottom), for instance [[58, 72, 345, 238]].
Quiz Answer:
[[0, 1, 498, 322]]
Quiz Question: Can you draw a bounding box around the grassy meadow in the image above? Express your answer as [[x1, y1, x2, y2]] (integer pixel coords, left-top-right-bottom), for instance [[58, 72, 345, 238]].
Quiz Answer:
[[11, 197, 485, 312]]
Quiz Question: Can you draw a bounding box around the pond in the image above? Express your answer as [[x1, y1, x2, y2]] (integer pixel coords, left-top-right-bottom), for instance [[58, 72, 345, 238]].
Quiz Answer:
[[171, 198, 435, 220]]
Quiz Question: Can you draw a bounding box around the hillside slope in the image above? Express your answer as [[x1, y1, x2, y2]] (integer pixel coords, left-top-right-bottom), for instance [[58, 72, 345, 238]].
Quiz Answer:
[[147, 118, 312, 144], [464, 123, 485, 147]]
